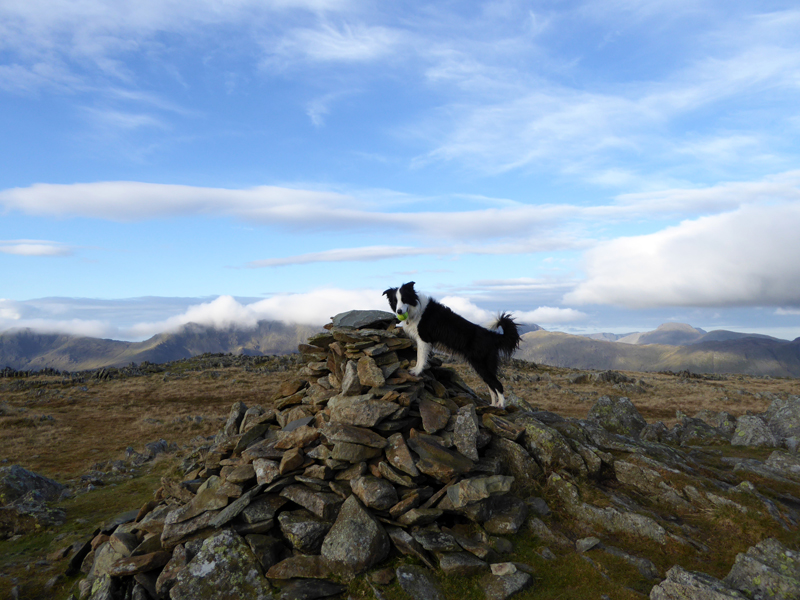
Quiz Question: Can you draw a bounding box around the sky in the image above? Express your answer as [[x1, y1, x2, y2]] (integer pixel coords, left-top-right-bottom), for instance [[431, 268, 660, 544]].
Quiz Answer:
[[2, 0, 800, 342]]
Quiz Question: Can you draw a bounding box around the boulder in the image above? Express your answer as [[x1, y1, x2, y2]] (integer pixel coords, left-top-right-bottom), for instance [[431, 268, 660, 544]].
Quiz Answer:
[[586, 396, 647, 438], [732, 416, 778, 447], [170, 530, 272, 600], [724, 538, 800, 600], [320, 495, 390, 577], [0, 465, 65, 505], [650, 565, 746, 599]]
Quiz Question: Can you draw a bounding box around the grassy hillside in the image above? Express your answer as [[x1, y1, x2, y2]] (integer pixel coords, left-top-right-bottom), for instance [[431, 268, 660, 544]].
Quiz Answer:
[[518, 330, 800, 376]]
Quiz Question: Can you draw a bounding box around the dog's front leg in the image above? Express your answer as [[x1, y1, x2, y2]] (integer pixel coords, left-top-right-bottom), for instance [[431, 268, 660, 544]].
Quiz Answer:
[[410, 341, 432, 376]]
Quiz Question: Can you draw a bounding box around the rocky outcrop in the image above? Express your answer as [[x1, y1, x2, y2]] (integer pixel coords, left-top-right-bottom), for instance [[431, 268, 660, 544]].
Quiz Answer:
[[0, 465, 66, 538]]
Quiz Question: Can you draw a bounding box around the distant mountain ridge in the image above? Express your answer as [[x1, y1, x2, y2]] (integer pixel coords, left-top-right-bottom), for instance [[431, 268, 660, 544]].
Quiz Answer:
[[2, 320, 799, 377], [520, 325, 800, 377], [607, 322, 783, 347], [0, 321, 322, 371]]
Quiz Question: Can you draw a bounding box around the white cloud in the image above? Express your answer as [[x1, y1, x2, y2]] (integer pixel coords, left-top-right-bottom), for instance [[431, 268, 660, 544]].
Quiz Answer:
[[0, 181, 577, 241], [247, 238, 583, 267], [437, 296, 495, 326], [272, 22, 403, 63], [437, 296, 585, 327], [565, 203, 800, 308], [0, 240, 73, 256], [126, 290, 386, 338], [513, 307, 588, 325]]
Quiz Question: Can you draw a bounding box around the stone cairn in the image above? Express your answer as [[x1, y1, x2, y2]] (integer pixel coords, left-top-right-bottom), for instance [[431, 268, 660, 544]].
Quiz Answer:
[[69, 310, 800, 600], [73, 310, 539, 600]]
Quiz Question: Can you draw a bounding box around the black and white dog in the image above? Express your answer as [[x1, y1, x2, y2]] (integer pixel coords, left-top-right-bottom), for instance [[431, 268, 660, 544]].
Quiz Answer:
[[383, 281, 521, 408]]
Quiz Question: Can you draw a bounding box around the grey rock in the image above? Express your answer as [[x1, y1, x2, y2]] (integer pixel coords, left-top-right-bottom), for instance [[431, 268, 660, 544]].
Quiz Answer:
[[437, 551, 488, 575], [276, 578, 346, 600], [672, 417, 730, 446], [512, 413, 587, 475], [278, 509, 332, 554], [576, 537, 601, 552], [724, 538, 800, 600], [549, 473, 666, 544], [406, 432, 474, 481], [328, 395, 397, 427], [320, 495, 390, 577], [350, 476, 398, 511], [396, 565, 445, 600], [357, 356, 386, 388], [586, 396, 647, 438], [0, 465, 65, 505], [397, 507, 443, 527], [732, 416, 778, 447], [322, 422, 388, 448], [330, 442, 382, 463], [765, 396, 800, 444], [266, 554, 333, 579], [419, 397, 451, 434], [386, 527, 436, 569], [280, 485, 342, 521], [454, 404, 481, 461], [764, 451, 800, 481], [246, 534, 286, 572], [482, 570, 534, 600], [240, 494, 287, 524], [412, 525, 461, 552], [525, 496, 551, 517], [386, 433, 420, 477], [487, 437, 543, 496], [650, 565, 746, 599], [446, 475, 514, 509], [483, 495, 528, 535], [331, 310, 396, 329], [219, 401, 248, 440], [170, 530, 272, 600], [341, 360, 362, 395]]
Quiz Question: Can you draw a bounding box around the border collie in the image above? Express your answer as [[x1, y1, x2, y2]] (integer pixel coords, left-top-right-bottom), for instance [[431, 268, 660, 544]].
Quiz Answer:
[[382, 281, 521, 408]]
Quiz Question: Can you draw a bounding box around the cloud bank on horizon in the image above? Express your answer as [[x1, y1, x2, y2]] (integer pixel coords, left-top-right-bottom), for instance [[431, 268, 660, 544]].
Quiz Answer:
[[2, 1, 800, 341]]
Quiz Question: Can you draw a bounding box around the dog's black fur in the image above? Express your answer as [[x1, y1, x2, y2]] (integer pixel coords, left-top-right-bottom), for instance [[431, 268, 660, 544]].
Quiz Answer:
[[383, 281, 521, 407]]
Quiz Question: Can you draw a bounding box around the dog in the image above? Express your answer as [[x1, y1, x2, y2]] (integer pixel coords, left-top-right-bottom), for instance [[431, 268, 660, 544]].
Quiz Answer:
[[382, 281, 521, 408]]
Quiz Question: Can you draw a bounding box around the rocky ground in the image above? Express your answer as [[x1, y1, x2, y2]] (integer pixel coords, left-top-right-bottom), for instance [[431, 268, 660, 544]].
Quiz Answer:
[[1, 310, 799, 600]]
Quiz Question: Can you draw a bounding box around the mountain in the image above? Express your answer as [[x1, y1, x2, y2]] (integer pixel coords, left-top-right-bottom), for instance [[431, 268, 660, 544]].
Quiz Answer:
[[517, 329, 800, 377], [4, 320, 799, 377], [617, 322, 707, 345], [0, 321, 322, 371]]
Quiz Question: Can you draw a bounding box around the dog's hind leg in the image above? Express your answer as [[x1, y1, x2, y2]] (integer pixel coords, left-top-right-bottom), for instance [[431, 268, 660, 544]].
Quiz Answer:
[[411, 340, 432, 376]]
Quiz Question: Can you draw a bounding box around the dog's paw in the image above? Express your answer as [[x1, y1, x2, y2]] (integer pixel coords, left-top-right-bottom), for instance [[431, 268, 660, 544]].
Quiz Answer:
[[410, 365, 425, 376]]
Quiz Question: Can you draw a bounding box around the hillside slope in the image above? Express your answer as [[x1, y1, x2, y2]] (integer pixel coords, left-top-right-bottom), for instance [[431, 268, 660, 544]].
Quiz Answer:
[[0, 321, 321, 371], [518, 330, 800, 377]]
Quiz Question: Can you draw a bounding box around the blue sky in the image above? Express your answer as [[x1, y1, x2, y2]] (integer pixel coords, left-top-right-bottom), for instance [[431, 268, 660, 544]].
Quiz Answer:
[[2, 1, 800, 342]]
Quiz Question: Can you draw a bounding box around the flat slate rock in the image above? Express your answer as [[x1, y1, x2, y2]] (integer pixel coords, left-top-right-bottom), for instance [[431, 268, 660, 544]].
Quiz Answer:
[[331, 310, 397, 329], [396, 565, 445, 600]]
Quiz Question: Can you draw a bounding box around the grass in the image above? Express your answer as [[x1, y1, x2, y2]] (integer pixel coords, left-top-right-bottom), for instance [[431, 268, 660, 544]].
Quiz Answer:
[[0, 458, 173, 599], [1, 355, 798, 599]]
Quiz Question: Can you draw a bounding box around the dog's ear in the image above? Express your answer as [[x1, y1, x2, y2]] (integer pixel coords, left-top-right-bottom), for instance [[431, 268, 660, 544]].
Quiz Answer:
[[382, 288, 396, 297]]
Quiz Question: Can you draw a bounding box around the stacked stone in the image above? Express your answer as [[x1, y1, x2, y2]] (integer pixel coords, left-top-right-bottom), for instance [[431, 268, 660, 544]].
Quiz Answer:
[[75, 310, 535, 600]]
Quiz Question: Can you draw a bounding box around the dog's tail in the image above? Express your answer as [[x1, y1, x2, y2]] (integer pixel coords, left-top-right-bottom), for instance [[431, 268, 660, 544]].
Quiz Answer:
[[492, 312, 521, 358]]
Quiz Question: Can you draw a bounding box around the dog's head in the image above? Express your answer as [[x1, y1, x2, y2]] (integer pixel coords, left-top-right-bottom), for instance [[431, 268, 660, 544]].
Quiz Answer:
[[382, 281, 420, 320]]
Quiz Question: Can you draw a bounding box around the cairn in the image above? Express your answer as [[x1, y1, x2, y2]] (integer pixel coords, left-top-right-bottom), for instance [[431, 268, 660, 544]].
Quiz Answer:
[[74, 310, 537, 599]]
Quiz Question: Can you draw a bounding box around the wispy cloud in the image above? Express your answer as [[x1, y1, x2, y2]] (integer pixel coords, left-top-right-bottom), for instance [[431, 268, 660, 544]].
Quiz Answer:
[[271, 21, 403, 64], [246, 239, 585, 268], [0, 239, 73, 256], [0, 181, 577, 241]]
